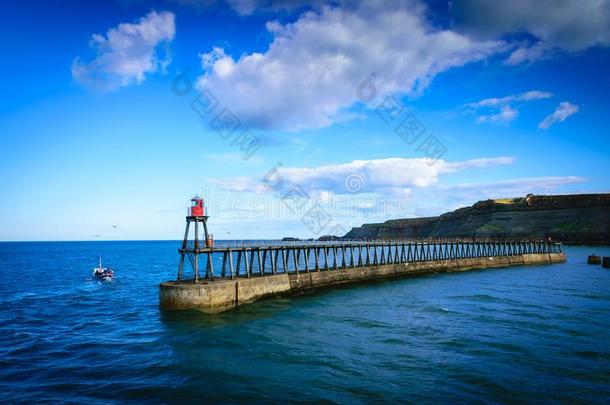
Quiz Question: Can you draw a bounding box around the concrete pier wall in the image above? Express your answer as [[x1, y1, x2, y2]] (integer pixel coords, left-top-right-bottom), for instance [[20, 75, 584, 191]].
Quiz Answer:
[[159, 252, 566, 313]]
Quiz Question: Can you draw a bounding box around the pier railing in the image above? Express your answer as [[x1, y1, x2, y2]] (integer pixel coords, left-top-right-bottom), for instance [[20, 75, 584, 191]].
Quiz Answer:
[[177, 239, 563, 283]]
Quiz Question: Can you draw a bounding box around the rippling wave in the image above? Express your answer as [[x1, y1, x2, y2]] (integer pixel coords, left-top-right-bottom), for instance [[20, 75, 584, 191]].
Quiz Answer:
[[1, 242, 609, 403]]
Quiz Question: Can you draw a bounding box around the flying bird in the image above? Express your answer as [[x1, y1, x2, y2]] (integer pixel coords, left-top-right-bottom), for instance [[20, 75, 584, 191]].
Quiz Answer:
[[111, 225, 118, 229]]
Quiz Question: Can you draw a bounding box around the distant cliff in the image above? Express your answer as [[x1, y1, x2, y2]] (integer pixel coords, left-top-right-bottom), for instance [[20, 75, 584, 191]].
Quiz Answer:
[[344, 193, 610, 244]]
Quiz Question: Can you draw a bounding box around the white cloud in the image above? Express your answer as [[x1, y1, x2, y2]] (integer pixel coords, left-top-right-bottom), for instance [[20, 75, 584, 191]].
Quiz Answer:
[[463, 90, 553, 124], [468, 91, 554, 108], [476, 105, 518, 124], [204, 160, 588, 236], [505, 43, 549, 65], [447, 176, 587, 193], [196, 1, 504, 130], [72, 11, 175, 91], [452, 0, 610, 64], [442, 156, 515, 171], [538, 101, 579, 129], [211, 156, 515, 196], [401, 175, 589, 217]]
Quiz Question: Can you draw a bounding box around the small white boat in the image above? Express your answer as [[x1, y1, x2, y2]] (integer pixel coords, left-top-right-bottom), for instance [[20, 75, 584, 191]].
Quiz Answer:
[[92, 255, 114, 281]]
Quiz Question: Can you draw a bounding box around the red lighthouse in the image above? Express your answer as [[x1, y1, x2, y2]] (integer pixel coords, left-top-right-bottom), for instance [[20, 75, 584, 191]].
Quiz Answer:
[[178, 195, 214, 282], [190, 196, 204, 217]]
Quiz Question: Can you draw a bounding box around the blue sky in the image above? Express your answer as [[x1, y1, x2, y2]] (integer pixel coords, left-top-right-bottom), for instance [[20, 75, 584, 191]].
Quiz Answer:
[[1, 0, 609, 241]]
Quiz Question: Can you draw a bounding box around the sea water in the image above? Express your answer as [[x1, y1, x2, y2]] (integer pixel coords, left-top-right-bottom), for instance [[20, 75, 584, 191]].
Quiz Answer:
[[1, 242, 609, 403]]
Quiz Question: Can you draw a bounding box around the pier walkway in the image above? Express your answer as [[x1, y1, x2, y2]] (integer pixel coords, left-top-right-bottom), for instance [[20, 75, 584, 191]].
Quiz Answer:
[[177, 239, 564, 282], [161, 239, 566, 313]]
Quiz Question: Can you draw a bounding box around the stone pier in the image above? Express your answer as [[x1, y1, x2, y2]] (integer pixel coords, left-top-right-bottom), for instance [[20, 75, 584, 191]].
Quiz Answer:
[[160, 243, 566, 313]]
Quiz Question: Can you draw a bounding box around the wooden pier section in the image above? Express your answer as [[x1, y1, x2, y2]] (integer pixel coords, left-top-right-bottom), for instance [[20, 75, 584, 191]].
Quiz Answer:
[[160, 239, 566, 313]]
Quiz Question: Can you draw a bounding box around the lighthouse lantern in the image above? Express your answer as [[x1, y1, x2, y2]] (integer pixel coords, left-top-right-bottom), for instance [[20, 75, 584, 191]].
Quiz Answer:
[[190, 196, 204, 217]]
